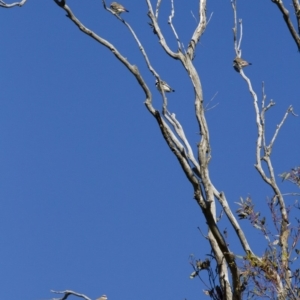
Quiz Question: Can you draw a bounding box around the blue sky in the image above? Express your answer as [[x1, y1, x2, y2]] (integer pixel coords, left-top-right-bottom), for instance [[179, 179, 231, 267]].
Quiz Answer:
[[0, 1, 299, 300]]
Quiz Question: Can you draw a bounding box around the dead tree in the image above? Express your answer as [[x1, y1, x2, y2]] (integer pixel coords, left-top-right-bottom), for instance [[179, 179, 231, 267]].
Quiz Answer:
[[50, 0, 299, 299], [2, 0, 299, 299]]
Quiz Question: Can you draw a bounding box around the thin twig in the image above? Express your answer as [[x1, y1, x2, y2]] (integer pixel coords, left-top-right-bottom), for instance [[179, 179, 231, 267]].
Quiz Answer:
[[237, 19, 243, 52], [260, 84, 275, 150], [204, 91, 219, 111], [206, 12, 214, 26], [168, 0, 182, 50], [261, 82, 266, 109], [205, 103, 219, 112], [155, 0, 162, 19], [268, 106, 294, 152], [191, 10, 197, 24]]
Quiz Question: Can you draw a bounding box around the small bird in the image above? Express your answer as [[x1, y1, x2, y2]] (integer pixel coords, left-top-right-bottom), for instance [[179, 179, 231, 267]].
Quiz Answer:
[[96, 295, 107, 300], [110, 2, 129, 14], [155, 79, 175, 93], [233, 56, 252, 72]]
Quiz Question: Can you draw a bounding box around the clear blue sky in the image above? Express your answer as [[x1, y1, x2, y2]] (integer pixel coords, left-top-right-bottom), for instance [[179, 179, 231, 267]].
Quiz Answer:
[[0, 1, 299, 300]]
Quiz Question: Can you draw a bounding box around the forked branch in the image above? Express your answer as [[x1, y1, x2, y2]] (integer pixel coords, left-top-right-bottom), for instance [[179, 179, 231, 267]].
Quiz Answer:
[[146, 0, 180, 59]]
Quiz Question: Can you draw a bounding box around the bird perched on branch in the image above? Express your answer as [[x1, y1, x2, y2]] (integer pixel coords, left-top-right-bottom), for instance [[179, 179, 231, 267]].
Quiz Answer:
[[96, 295, 107, 300], [110, 2, 129, 14], [155, 79, 175, 93], [233, 56, 252, 72]]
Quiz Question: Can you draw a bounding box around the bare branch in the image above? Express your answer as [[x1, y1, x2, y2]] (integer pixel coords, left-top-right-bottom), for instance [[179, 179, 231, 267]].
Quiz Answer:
[[168, 0, 182, 51], [102, 1, 178, 117], [154, 111, 201, 192], [231, 2, 296, 296], [292, 0, 300, 33], [206, 12, 214, 27], [268, 105, 294, 152], [100, 2, 204, 200], [103, 1, 182, 124], [190, 10, 197, 24], [261, 81, 267, 109], [146, 0, 180, 59], [155, 0, 162, 19], [242, 54, 289, 300], [238, 72, 291, 286], [204, 103, 219, 112], [0, 0, 27, 8], [260, 85, 275, 150], [50, 290, 91, 300], [207, 232, 233, 300], [148, 6, 241, 294], [159, 115, 192, 166], [204, 91, 219, 111], [187, 0, 207, 60], [53, 1, 193, 191], [52, 1, 254, 298], [53, 0, 155, 114], [164, 110, 199, 170], [231, 0, 239, 56], [237, 19, 243, 53], [215, 191, 254, 254], [271, 0, 300, 51], [102, 0, 163, 108]]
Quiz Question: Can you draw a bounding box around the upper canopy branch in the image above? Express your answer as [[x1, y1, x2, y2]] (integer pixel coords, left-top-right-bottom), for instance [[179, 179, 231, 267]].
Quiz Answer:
[[53, 0, 154, 114], [0, 0, 26, 8], [187, 0, 207, 60], [232, 4, 292, 294], [52, 1, 204, 199], [168, 0, 182, 51], [51, 290, 92, 300], [231, 0, 243, 56], [146, 0, 180, 59], [155, 0, 161, 19], [271, 0, 300, 51]]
